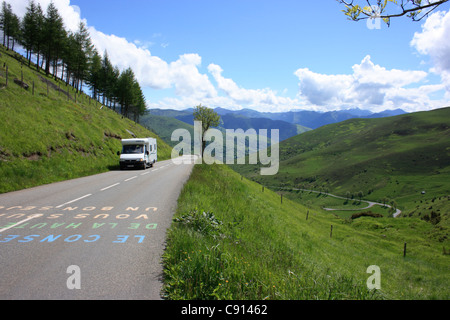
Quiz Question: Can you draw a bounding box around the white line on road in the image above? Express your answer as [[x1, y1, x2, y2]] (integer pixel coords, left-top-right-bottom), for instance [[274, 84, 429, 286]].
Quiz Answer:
[[100, 183, 120, 191], [55, 194, 92, 208], [0, 214, 41, 233], [124, 176, 138, 182], [141, 172, 150, 176]]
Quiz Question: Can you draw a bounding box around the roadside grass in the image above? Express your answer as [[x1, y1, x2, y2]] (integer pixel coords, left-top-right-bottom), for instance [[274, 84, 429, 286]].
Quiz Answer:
[[163, 164, 450, 300], [0, 46, 171, 193]]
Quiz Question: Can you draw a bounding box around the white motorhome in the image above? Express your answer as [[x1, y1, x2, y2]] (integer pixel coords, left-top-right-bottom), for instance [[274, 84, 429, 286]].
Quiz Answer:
[[118, 138, 157, 170]]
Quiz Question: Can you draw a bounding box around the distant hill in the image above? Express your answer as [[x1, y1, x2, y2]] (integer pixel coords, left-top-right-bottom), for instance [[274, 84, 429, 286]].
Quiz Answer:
[[140, 113, 194, 147], [213, 107, 407, 129], [149, 107, 407, 133], [232, 107, 450, 232], [147, 108, 311, 143]]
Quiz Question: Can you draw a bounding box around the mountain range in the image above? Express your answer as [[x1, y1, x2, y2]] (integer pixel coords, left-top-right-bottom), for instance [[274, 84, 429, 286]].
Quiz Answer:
[[212, 107, 407, 129], [145, 107, 407, 142]]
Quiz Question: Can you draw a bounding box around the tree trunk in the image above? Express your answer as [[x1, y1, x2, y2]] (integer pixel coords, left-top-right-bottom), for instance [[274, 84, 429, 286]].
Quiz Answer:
[[36, 48, 40, 72]]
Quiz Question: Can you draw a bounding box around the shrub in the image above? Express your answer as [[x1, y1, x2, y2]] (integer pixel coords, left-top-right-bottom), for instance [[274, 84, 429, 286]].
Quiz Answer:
[[351, 211, 384, 220], [173, 210, 223, 237]]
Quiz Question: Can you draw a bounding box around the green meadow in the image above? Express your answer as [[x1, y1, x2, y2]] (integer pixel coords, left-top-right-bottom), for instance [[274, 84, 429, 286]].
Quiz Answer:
[[163, 164, 449, 300], [231, 108, 450, 247]]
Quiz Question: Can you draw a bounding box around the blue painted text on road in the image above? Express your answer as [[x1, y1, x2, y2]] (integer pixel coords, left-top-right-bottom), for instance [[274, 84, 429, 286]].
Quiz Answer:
[[0, 234, 146, 244]]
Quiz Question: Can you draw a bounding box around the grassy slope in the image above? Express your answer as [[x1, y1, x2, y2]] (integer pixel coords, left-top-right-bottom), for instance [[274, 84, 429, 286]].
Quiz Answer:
[[0, 46, 171, 193], [232, 108, 450, 238], [163, 164, 449, 300]]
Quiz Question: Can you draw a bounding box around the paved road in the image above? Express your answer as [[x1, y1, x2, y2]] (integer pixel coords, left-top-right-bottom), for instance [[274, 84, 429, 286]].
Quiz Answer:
[[0, 157, 195, 300]]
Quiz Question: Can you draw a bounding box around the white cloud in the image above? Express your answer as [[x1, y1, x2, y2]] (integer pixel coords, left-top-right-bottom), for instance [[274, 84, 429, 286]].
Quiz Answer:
[[294, 68, 353, 106], [169, 54, 217, 99], [207, 64, 302, 112], [208, 63, 271, 104], [88, 27, 172, 90], [7, 0, 84, 32], [6, 0, 448, 113], [91, 29, 218, 99], [294, 55, 444, 112], [411, 9, 450, 98], [8, 0, 217, 102]]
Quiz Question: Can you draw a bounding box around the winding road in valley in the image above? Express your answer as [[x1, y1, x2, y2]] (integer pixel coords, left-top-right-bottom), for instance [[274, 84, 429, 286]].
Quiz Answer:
[[0, 156, 195, 300], [273, 187, 402, 217]]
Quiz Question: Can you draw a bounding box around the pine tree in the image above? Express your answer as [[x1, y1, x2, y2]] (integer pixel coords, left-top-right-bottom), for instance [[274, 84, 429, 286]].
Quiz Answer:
[[0, 1, 9, 47], [99, 51, 115, 106], [73, 21, 93, 92], [21, 0, 39, 65], [1, 2, 148, 124], [8, 9, 20, 51], [86, 48, 102, 100], [0, 1, 20, 51], [42, 2, 65, 76], [32, 3, 44, 71]]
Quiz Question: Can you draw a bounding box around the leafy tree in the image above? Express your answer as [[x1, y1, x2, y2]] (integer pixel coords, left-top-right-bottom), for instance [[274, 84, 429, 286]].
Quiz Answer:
[[193, 105, 221, 156], [338, 0, 449, 26], [357, 190, 364, 203]]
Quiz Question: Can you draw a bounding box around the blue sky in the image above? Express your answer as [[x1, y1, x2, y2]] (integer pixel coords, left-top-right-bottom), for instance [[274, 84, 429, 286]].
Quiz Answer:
[[9, 0, 450, 112]]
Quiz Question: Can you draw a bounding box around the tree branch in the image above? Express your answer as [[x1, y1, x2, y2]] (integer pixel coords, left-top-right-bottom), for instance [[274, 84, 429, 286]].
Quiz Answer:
[[338, 0, 449, 24]]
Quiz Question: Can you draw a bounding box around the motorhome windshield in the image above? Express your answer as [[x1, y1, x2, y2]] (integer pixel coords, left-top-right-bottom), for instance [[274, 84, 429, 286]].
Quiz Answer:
[[122, 144, 144, 154]]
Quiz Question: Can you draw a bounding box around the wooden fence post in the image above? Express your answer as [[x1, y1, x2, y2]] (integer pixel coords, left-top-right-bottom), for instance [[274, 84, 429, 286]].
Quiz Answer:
[[330, 225, 333, 238], [306, 210, 309, 221], [403, 243, 407, 257]]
